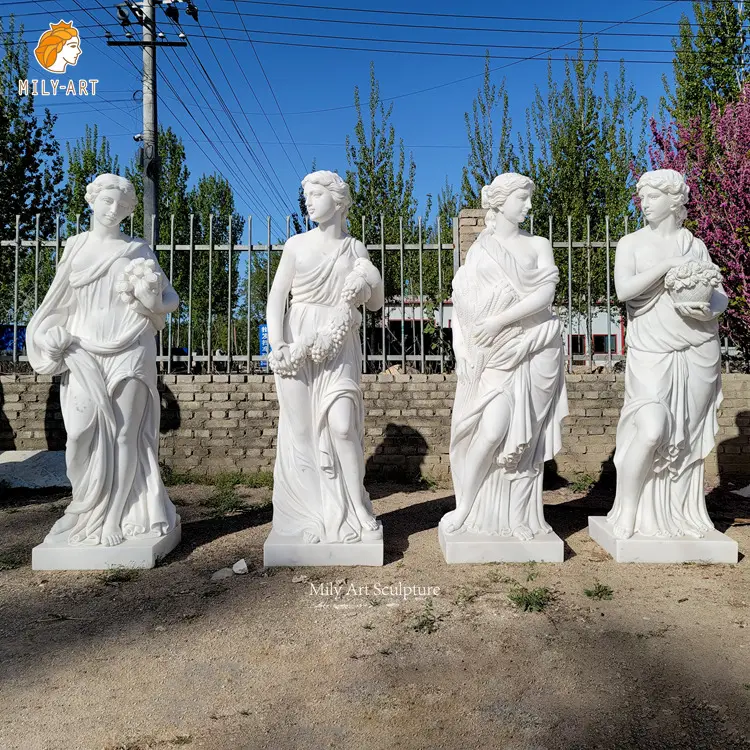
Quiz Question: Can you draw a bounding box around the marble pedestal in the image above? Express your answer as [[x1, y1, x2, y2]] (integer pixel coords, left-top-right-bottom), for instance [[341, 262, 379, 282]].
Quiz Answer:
[[32, 520, 182, 571], [588, 516, 738, 564], [439, 525, 564, 564], [264, 527, 384, 567]]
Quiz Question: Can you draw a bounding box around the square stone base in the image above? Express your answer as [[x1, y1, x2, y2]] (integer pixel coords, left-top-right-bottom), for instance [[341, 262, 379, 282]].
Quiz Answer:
[[588, 516, 739, 564], [264, 529, 384, 567], [439, 525, 564, 564], [32, 521, 182, 571]]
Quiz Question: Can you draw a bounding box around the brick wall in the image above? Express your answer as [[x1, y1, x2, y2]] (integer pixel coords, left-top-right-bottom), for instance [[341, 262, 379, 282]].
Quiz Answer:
[[1, 373, 748, 484], [459, 208, 486, 264]]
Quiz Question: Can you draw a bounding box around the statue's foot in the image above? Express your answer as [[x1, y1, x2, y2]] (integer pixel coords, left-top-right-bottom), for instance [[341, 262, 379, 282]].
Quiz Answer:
[[303, 530, 320, 544], [101, 524, 125, 547], [440, 509, 468, 535], [512, 525, 534, 542], [360, 522, 383, 542], [46, 514, 76, 540], [612, 524, 634, 540]]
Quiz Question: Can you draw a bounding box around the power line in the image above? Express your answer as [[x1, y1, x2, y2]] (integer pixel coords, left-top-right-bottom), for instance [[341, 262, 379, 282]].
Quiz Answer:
[[227, 0, 307, 174], [229, 0, 689, 27], [160, 50, 289, 221], [171, 38, 296, 217]]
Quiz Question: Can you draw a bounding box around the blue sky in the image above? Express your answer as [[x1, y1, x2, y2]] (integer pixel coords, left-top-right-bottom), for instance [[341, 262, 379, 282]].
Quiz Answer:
[[10, 0, 695, 239]]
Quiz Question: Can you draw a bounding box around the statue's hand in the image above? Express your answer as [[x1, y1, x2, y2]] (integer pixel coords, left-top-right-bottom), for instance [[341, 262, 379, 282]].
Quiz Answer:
[[473, 314, 506, 348], [674, 301, 713, 320], [43, 325, 73, 361], [131, 275, 162, 314], [270, 341, 291, 369]]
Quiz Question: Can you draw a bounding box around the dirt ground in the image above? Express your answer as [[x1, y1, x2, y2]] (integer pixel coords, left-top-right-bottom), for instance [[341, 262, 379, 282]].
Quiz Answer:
[[1, 478, 750, 750]]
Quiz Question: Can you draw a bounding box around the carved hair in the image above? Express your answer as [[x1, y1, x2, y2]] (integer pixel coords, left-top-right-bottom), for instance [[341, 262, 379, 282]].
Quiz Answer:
[[85, 174, 138, 215], [480, 173, 535, 233], [301, 170, 352, 232], [636, 169, 689, 227], [34, 21, 78, 70]]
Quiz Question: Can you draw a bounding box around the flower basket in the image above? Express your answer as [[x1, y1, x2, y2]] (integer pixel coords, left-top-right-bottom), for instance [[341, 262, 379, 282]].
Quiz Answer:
[[664, 260, 722, 305]]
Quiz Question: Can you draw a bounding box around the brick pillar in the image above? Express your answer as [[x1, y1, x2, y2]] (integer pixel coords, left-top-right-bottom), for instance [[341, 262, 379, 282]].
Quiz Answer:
[[458, 208, 486, 265]]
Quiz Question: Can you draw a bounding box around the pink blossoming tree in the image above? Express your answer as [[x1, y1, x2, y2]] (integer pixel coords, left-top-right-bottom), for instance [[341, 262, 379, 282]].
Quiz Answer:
[[649, 85, 750, 361]]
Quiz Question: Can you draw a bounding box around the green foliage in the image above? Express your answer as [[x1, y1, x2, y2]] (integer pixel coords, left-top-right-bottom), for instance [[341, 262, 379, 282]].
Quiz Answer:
[[584, 581, 614, 600], [507, 584, 553, 612], [662, 2, 748, 126], [519, 35, 647, 317], [0, 17, 64, 324], [64, 124, 119, 235], [160, 465, 273, 489], [461, 54, 518, 208], [345, 62, 423, 296], [411, 597, 440, 633], [570, 473, 595, 493]]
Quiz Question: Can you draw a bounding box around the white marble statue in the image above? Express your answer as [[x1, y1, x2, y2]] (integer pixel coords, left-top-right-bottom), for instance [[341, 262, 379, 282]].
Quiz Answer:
[[440, 173, 568, 544], [27, 174, 180, 552], [607, 168, 727, 540], [265, 170, 384, 551]]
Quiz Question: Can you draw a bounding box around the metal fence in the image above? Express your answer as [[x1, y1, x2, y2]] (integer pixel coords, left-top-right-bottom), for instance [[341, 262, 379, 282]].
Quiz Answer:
[[0, 212, 739, 374]]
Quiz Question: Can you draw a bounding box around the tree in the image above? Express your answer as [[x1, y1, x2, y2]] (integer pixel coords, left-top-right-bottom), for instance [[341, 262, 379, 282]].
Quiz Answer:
[[461, 54, 518, 208], [648, 87, 750, 362], [125, 125, 190, 245], [519, 36, 648, 319], [662, 1, 748, 126], [187, 173, 245, 360], [65, 124, 119, 234], [0, 17, 64, 325], [345, 63, 421, 293]]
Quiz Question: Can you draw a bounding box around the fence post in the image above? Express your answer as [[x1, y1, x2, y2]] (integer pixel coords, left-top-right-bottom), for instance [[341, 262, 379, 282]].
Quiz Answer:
[[380, 213, 386, 373], [586, 214, 592, 371], [418, 216, 425, 374], [168, 214, 175, 374], [34, 214, 40, 311], [55, 213, 61, 267], [208, 214, 214, 373], [227, 216, 233, 374], [266, 216, 271, 373], [12, 215, 20, 366], [187, 214, 194, 375], [437, 215, 444, 374], [251, 216, 258, 375], [567, 215, 573, 374], [399, 216, 406, 371], [606, 215, 612, 370]]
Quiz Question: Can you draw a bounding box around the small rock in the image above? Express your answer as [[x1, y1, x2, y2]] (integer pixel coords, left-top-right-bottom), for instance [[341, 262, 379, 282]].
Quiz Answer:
[[211, 568, 233, 582], [292, 574, 309, 584], [232, 559, 248, 575]]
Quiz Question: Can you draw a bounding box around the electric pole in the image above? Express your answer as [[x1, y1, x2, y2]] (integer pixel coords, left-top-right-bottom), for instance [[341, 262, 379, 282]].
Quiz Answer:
[[107, 0, 195, 242]]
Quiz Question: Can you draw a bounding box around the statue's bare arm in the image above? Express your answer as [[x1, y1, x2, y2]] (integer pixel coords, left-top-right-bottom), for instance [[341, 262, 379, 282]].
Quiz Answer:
[[266, 236, 298, 350], [354, 240, 384, 312], [614, 234, 684, 302]]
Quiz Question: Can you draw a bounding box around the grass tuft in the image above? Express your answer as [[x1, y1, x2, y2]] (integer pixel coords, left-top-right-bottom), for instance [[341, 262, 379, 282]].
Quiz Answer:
[[411, 598, 440, 634], [584, 581, 614, 601], [98, 566, 141, 584], [569, 473, 595, 493], [508, 584, 553, 613]]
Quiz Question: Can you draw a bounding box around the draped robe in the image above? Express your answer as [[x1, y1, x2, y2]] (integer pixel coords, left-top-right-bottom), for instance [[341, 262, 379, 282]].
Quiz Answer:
[[609, 230, 722, 537], [271, 236, 373, 543], [450, 231, 568, 535], [26, 232, 177, 544]]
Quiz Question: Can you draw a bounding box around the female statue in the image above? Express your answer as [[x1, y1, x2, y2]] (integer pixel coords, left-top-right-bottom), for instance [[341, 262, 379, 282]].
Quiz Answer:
[[608, 169, 727, 540], [27, 174, 179, 548], [440, 173, 568, 541], [266, 170, 384, 545]]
